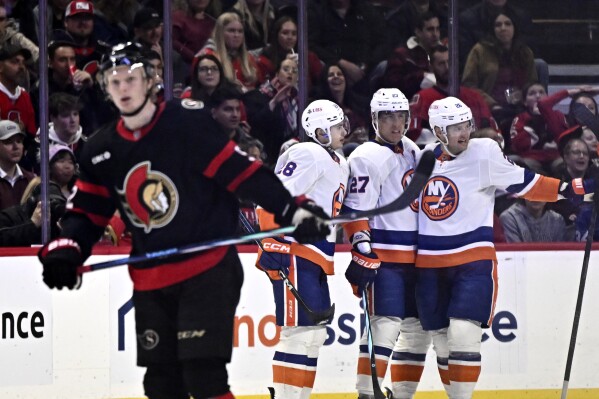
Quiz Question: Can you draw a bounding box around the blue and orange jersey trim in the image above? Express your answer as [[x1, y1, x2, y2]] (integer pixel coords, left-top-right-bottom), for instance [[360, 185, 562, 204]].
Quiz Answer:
[[416, 226, 496, 268]]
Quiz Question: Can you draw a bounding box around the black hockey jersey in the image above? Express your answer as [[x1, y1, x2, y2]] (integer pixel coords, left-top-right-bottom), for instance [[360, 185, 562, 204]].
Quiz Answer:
[[61, 99, 294, 290]]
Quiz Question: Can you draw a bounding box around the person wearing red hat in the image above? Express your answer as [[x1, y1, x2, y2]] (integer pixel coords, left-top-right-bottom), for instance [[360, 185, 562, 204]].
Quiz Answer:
[[52, 0, 109, 75]]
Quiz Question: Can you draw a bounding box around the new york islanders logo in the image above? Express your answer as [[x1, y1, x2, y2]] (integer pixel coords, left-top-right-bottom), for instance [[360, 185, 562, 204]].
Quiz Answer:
[[117, 161, 179, 232], [421, 176, 459, 220], [401, 169, 419, 212]]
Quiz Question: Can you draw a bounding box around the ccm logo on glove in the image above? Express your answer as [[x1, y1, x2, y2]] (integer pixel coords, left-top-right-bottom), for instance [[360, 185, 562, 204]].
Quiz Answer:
[[263, 241, 291, 253]]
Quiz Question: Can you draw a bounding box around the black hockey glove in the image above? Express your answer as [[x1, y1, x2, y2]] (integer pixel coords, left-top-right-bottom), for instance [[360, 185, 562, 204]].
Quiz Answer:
[[345, 249, 380, 297], [257, 237, 291, 277], [559, 178, 595, 202], [276, 195, 330, 244], [38, 238, 83, 290]]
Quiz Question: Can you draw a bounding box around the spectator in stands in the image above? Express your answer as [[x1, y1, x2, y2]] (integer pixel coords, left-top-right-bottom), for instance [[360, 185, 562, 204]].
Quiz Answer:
[[93, 0, 139, 45], [23, 0, 70, 45], [144, 49, 165, 103], [0, 144, 74, 246], [0, 120, 35, 211], [232, 0, 275, 51], [408, 44, 498, 145], [385, 0, 447, 54], [536, 86, 599, 135], [132, 7, 164, 59], [258, 15, 322, 88], [52, 1, 109, 73], [552, 136, 596, 241], [307, 0, 387, 92], [317, 63, 369, 138], [0, 44, 36, 137], [382, 11, 441, 101], [183, 54, 238, 104], [38, 93, 86, 157], [244, 57, 299, 165], [199, 11, 265, 91], [508, 82, 563, 175], [499, 198, 571, 243], [0, 4, 39, 64], [172, 0, 219, 67], [459, 0, 533, 68], [462, 10, 537, 132], [30, 40, 115, 136], [209, 84, 251, 143]]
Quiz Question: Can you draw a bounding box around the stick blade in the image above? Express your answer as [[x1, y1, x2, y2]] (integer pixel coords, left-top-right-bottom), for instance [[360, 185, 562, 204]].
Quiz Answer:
[[571, 102, 599, 138], [309, 303, 336, 325]]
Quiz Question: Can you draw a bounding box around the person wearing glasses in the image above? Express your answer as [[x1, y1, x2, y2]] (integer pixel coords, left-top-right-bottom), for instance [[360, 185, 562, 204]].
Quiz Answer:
[[183, 54, 239, 104]]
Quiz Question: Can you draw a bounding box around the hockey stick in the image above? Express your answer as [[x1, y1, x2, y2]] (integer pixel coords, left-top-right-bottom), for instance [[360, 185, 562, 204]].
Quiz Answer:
[[330, 150, 434, 224], [571, 102, 599, 138], [561, 199, 598, 399], [238, 211, 335, 326], [77, 151, 434, 274], [362, 291, 386, 399]]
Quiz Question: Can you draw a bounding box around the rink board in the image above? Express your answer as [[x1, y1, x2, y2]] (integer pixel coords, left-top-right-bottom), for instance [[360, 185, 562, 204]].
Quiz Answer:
[[0, 247, 598, 398]]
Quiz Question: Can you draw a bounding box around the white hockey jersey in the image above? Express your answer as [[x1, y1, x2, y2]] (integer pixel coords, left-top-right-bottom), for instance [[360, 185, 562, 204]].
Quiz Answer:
[[343, 138, 421, 263], [257, 142, 349, 274], [416, 138, 561, 268]]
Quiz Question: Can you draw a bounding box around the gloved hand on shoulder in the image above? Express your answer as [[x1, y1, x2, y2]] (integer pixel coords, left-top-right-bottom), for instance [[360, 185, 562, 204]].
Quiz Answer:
[[38, 238, 83, 290]]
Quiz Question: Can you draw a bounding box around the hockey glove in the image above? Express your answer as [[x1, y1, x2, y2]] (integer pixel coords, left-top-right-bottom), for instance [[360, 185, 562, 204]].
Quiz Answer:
[[257, 237, 291, 277], [276, 195, 330, 244], [345, 249, 380, 297], [559, 178, 595, 202], [38, 238, 83, 290]]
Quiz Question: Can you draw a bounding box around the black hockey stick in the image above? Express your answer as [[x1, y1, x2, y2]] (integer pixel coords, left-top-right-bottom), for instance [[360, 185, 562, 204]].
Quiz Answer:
[[561, 197, 598, 399], [362, 291, 386, 399], [77, 151, 434, 274], [238, 211, 335, 326], [571, 102, 599, 138], [330, 150, 434, 225]]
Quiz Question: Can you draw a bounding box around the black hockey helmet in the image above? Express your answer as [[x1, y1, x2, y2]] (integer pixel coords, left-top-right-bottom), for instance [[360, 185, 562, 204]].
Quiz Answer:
[[97, 42, 155, 92]]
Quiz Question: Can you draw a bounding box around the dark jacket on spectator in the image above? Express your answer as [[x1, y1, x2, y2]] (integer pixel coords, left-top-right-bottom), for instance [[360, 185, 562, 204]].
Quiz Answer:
[[0, 168, 35, 211], [383, 36, 432, 101], [459, 1, 534, 67], [308, 0, 387, 71]]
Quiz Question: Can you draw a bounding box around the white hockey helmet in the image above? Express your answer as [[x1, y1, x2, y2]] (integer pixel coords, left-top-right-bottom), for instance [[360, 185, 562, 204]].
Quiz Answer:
[[370, 88, 410, 135], [428, 97, 474, 139], [301, 99, 348, 147]]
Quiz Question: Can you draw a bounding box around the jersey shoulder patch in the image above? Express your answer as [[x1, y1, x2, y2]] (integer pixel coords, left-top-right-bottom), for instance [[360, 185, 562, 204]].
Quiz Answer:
[[181, 98, 204, 110]]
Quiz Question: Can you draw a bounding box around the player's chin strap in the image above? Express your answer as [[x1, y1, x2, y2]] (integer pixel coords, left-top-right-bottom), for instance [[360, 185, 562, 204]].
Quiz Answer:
[[437, 132, 460, 158]]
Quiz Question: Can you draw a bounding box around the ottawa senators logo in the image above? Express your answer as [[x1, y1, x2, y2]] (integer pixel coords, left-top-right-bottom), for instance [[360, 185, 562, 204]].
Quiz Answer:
[[117, 161, 179, 232], [401, 169, 419, 213], [421, 176, 459, 221]]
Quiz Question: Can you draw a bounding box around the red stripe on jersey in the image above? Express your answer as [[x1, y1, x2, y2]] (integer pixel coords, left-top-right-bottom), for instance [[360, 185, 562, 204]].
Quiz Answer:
[[204, 141, 236, 178], [226, 161, 262, 192], [129, 246, 228, 290], [76, 180, 111, 198], [116, 102, 165, 141], [70, 207, 111, 227]]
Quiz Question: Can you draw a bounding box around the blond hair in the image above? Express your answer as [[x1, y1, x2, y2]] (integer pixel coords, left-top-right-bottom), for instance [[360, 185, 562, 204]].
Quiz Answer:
[[212, 12, 256, 85]]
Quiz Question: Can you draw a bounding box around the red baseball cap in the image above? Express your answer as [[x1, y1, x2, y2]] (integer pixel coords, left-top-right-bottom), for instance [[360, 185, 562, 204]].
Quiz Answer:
[[65, 1, 94, 18]]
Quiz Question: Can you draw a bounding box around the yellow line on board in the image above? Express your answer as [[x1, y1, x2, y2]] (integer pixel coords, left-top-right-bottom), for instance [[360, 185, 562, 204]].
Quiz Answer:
[[117, 389, 599, 399]]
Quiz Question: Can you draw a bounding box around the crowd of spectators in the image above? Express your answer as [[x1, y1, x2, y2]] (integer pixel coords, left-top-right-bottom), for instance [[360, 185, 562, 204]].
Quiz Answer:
[[0, 0, 598, 246]]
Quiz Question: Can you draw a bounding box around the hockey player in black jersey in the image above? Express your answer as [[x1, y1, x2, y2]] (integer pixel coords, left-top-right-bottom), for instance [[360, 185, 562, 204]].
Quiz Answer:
[[37, 42, 330, 399]]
